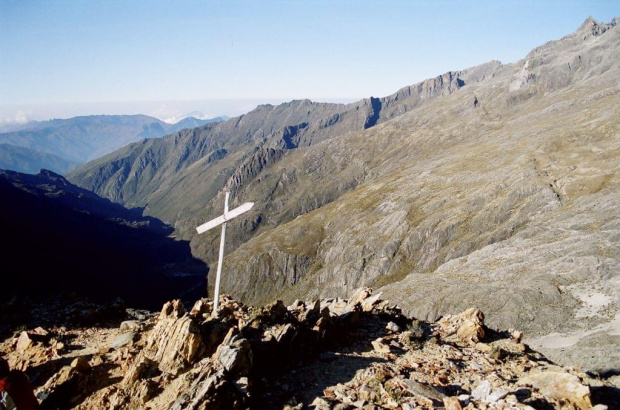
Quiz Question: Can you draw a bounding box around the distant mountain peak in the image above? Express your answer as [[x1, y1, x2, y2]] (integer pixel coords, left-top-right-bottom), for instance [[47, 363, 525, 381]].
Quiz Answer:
[[525, 16, 618, 61], [576, 16, 615, 38], [38, 168, 69, 183]]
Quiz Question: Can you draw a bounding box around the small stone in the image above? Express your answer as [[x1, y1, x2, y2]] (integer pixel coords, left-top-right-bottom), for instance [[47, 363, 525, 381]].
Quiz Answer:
[[488, 389, 508, 402], [458, 394, 470, 404], [386, 321, 400, 332], [16, 331, 33, 352], [491, 345, 507, 361], [515, 343, 527, 353], [120, 320, 140, 332], [505, 394, 518, 404], [71, 356, 91, 373], [509, 329, 524, 342], [371, 338, 391, 353], [189, 299, 211, 318], [389, 340, 402, 349], [475, 343, 492, 352], [403, 379, 447, 403], [444, 396, 463, 410], [471, 380, 491, 402], [518, 371, 592, 409], [457, 319, 484, 344], [470, 361, 483, 371], [111, 332, 136, 349], [234, 377, 249, 395], [386, 398, 398, 408], [310, 397, 331, 410], [32, 327, 49, 336], [90, 355, 104, 367]]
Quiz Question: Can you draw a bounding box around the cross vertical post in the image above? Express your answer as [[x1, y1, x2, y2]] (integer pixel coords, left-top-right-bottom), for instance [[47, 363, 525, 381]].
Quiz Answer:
[[212, 192, 229, 313], [196, 192, 254, 315]]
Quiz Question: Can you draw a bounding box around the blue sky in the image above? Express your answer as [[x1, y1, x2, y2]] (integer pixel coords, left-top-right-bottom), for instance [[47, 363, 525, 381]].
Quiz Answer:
[[0, 0, 617, 123]]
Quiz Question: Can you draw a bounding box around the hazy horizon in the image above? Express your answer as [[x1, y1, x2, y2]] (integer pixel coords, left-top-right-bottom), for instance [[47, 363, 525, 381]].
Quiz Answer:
[[0, 97, 360, 125]]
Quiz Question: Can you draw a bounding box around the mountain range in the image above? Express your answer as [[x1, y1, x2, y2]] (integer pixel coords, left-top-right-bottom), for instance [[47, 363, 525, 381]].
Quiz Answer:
[[0, 17, 613, 375], [64, 17, 620, 372], [0, 114, 227, 174]]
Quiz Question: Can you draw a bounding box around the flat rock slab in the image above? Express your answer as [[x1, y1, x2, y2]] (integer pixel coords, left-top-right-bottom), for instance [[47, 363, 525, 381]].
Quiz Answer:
[[110, 332, 136, 349]]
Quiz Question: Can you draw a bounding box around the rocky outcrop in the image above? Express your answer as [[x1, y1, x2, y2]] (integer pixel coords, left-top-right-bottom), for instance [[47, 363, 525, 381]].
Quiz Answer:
[[509, 17, 620, 97], [143, 300, 206, 375], [2, 289, 617, 409], [224, 145, 287, 198]]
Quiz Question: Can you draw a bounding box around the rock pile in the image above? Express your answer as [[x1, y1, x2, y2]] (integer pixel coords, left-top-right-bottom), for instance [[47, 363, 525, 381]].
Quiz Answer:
[[0, 289, 617, 409]]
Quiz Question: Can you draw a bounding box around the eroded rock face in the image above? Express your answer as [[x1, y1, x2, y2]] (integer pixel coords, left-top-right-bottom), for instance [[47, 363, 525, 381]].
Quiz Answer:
[[144, 300, 206, 375], [3, 289, 615, 409], [437, 308, 486, 345]]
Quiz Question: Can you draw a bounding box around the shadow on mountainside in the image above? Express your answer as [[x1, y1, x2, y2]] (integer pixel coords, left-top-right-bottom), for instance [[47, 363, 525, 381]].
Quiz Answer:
[[34, 355, 124, 410], [0, 293, 132, 341], [260, 350, 390, 408], [0, 170, 208, 312], [252, 311, 400, 408]]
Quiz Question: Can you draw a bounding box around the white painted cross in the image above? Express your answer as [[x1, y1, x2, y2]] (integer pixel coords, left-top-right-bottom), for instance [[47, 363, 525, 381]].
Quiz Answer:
[[196, 192, 254, 313]]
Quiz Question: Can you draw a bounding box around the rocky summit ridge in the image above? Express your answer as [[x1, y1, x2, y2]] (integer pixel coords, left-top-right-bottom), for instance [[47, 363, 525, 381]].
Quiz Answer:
[[1, 290, 618, 409], [65, 18, 620, 373]]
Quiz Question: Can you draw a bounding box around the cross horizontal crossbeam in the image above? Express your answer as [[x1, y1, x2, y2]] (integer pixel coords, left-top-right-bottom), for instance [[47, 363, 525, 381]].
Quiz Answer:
[[196, 201, 254, 234]]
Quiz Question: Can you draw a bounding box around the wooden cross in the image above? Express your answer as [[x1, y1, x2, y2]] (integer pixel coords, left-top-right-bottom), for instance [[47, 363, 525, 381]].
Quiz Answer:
[[196, 192, 254, 313]]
